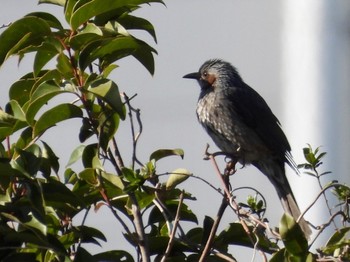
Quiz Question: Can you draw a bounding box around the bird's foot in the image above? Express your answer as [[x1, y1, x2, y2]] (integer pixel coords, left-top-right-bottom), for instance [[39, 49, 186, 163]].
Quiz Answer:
[[224, 159, 237, 176]]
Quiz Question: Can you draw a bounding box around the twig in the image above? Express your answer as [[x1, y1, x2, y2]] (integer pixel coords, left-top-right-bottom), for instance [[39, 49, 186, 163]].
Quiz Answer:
[[205, 144, 232, 198], [309, 211, 347, 248], [129, 193, 150, 262], [211, 250, 237, 262], [111, 139, 124, 173], [199, 197, 229, 261], [123, 93, 143, 169], [204, 145, 270, 260], [107, 128, 149, 260], [0, 23, 11, 29], [161, 192, 185, 262], [157, 172, 225, 197], [313, 167, 337, 229], [97, 171, 133, 236], [75, 206, 91, 252], [299, 182, 344, 225]]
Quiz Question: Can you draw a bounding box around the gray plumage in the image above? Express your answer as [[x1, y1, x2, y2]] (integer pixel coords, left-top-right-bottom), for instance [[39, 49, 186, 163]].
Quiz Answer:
[[184, 59, 311, 238]]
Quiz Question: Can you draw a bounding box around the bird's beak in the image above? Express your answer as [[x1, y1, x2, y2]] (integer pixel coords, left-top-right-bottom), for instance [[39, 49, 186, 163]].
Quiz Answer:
[[183, 72, 200, 80]]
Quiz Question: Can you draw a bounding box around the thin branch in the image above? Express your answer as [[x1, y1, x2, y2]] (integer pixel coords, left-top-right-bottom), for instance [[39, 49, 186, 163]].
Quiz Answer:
[[97, 171, 133, 236], [313, 167, 337, 229], [0, 23, 11, 29], [204, 145, 271, 260], [309, 210, 347, 248], [75, 206, 91, 252], [157, 172, 225, 197], [123, 93, 143, 169], [129, 193, 150, 262], [161, 191, 185, 262], [199, 197, 229, 261], [299, 182, 344, 225], [110, 139, 124, 173], [211, 250, 237, 262]]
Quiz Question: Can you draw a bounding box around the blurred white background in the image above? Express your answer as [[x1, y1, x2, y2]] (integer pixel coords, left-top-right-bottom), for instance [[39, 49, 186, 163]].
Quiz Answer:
[[1, 1, 350, 261]]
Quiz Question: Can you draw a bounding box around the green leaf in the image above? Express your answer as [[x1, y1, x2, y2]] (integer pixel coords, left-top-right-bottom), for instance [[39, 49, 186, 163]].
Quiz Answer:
[[150, 148, 184, 162], [132, 41, 156, 75], [9, 79, 35, 106], [322, 227, 350, 254], [134, 190, 154, 209], [202, 216, 214, 245], [149, 202, 197, 224], [74, 247, 95, 262], [78, 36, 156, 75], [6, 100, 26, 121], [34, 41, 61, 77], [166, 168, 191, 190], [98, 110, 120, 151], [121, 167, 138, 183], [0, 162, 23, 194], [0, 17, 51, 66], [41, 141, 60, 173], [87, 78, 125, 119], [279, 213, 308, 256], [271, 249, 316, 262], [147, 235, 189, 255], [66, 144, 86, 167], [76, 225, 107, 243], [78, 36, 133, 70], [79, 168, 98, 186], [0, 110, 16, 127], [101, 172, 125, 190], [93, 250, 133, 262], [69, 22, 103, 49], [26, 80, 64, 125], [64, 168, 78, 184], [81, 144, 98, 168], [32, 69, 63, 93], [0, 110, 24, 140], [270, 249, 286, 262], [102, 64, 118, 78], [39, 0, 66, 6], [79, 117, 95, 142], [13, 145, 43, 177], [43, 178, 86, 212], [56, 52, 74, 78], [25, 12, 64, 30], [24, 212, 48, 236], [33, 103, 83, 137], [118, 13, 157, 43], [69, 0, 163, 31], [64, 0, 78, 23]]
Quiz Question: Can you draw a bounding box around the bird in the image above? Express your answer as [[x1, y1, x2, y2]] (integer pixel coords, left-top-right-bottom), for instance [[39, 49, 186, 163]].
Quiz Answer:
[[183, 58, 311, 238]]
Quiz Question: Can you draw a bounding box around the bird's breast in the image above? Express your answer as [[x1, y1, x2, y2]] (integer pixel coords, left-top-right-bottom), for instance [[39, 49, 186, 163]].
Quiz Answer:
[[196, 93, 269, 163]]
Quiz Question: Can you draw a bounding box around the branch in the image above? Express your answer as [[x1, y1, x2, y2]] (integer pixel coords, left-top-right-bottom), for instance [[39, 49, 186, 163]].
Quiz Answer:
[[122, 93, 143, 169], [97, 171, 132, 236], [161, 191, 184, 262], [309, 210, 347, 248], [0, 23, 11, 29], [199, 197, 229, 261], [203, 145, 272, 260], [299, 182, 345, 220]]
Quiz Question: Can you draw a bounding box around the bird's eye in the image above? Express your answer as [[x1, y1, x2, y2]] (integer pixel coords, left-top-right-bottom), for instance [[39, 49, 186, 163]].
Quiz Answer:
[[203, 72, 208, 78]]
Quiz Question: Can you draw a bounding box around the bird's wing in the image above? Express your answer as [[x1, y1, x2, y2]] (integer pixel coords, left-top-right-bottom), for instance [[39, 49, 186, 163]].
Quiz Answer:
[[223, 84, 292, 159]]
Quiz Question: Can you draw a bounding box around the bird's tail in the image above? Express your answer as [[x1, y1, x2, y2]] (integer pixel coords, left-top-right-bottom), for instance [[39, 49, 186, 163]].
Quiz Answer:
[[254, 161, 312, 239]]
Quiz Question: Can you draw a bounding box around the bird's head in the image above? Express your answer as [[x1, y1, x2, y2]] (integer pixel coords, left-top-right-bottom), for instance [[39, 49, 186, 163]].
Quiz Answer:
[[183, 59, 243, 91]]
